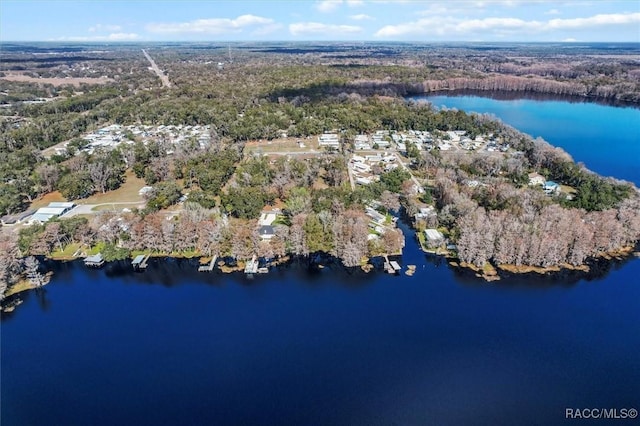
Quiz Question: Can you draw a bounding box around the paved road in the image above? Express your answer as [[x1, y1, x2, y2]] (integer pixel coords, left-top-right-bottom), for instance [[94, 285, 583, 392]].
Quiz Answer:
[[61, 201, 145, 217], [142, 49, 171, 88]]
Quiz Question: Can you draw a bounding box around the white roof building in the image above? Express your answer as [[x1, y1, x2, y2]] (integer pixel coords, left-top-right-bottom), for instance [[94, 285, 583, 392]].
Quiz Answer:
[[318, 133, 340, 148], [259, 212, 277, 226]]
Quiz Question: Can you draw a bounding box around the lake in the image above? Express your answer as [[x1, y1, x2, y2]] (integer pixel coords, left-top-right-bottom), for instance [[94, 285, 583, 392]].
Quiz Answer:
[[3, 96, 640, 425], [414, 92, 640, 186]]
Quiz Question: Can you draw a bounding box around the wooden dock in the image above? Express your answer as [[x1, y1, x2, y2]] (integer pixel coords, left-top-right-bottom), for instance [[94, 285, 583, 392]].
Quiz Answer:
[[132, 254, 150, 270], [244, 255, 258, 274], [84, 253, 105, 268], [383, 255, 401, 274], [198, 255, 218, 272]]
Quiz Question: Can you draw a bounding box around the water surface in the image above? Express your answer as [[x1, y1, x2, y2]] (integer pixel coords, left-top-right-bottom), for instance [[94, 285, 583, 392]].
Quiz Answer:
[[415, 93, 640, 186], [3, 219, 639, 425]]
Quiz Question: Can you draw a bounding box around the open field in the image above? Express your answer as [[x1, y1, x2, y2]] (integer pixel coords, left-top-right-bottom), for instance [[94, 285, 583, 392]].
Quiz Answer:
[[81, 171, 146, 204], [29, 191, 67, 209], [244, 136, 323, 156], [0, 72, 114, 87]]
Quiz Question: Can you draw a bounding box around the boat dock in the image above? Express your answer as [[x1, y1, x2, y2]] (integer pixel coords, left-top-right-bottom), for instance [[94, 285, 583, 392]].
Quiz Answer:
[[198, 255, 218, 272], [84, 253, 105, 268], [244, 255, 258, 274], [384, 255, 401, 274], [132, 254, 150, 270]]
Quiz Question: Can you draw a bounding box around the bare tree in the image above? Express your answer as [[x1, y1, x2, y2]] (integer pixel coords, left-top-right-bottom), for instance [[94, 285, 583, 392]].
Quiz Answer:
[[380, 190, 400, 212], [24, 256, 47, 287], [88, 161, 114, 194]]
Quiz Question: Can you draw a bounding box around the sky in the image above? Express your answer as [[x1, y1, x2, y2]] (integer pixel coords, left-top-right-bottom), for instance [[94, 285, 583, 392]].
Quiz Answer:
[[1, 0, 639, 43]]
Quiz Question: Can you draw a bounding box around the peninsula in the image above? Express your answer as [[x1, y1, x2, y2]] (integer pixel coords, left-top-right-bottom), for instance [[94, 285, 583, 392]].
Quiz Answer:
[[1, 42, 639, 298]]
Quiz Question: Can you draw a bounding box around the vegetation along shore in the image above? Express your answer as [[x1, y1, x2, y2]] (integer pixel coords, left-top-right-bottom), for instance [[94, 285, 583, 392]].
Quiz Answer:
[[1, 42, 639, 300]]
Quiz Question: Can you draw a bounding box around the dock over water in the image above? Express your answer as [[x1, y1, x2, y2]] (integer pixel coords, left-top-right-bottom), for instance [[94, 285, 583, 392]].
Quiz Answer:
[[244, 255, 258, 274], [198, 255, 218, 272], [132, 254, 150, 270], [84, 253, 105, 268], [383, 255, 401, 274]]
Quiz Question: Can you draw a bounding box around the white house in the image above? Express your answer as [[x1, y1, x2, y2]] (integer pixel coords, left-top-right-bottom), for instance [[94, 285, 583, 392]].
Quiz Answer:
[[424, 229, 445, 248], [29, 202, 74, 224], [318, 133, 340, 149], [354, 134, 371, 150], [352, 162, 371, 173]]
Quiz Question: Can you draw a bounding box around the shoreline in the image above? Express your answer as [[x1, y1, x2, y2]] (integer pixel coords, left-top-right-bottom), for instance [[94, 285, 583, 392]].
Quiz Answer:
[[4, 246, 637, 301], [448, 246, 638, 282]]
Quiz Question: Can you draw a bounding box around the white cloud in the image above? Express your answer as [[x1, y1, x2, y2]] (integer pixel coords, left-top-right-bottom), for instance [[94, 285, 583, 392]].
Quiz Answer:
[[375, 12, 640, 38], [52, 33, 139, 42], [316, 0, 365, 11], [146, 15, 276, 34], [545, 9, 561, 15], [547, 13, 640, 29], [316, 0, 343, 12], [562, 38, 578, 42], [350, 14, 375, 21], [289, 22, 363, 36], [89, 24, 122, 33]]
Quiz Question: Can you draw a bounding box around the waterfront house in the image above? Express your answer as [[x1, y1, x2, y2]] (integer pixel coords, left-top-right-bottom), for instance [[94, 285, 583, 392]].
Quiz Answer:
[[424, 229, 445, 248], [259, 225, 275, 240], [365, 207, 387, 226], [415, 206, 436, 222]]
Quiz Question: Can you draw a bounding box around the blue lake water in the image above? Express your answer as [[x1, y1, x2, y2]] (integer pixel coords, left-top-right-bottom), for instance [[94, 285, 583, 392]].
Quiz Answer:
[[415, 93, 640, 186], [3, 97, 640, 425]]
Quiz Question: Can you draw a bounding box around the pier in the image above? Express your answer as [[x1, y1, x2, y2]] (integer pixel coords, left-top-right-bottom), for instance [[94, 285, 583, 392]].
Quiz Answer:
[[132, 254, 150, 270], [198, 255, 218, 272], [244, 255, 258, 274], [84, 253, 105, 268], [383, 255, 401, 274]]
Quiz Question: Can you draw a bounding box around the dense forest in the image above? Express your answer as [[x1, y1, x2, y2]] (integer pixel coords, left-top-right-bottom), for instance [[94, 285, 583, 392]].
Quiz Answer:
[[0, 42, 638, 295]]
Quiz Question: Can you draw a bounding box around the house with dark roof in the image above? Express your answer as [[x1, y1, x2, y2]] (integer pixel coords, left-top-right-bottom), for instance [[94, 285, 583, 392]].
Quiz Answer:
[[259, 225, 275, 240]]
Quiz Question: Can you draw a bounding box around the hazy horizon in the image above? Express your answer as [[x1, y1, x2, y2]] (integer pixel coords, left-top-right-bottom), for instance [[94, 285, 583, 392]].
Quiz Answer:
[[1, 1, 638, 43]]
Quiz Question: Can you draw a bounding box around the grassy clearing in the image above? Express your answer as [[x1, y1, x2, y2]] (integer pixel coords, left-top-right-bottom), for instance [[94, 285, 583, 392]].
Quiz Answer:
[[49, 242, 83, 260], [244, 136, 320, 155], [4, 279, 36, 298], [81, 170, 146, 204], [560, 184, 577, 194], [29, 191, 67, 209]]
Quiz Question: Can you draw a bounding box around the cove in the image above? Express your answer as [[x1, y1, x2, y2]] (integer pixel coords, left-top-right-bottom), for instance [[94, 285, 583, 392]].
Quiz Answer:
[[412, 92, 640, 186]]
